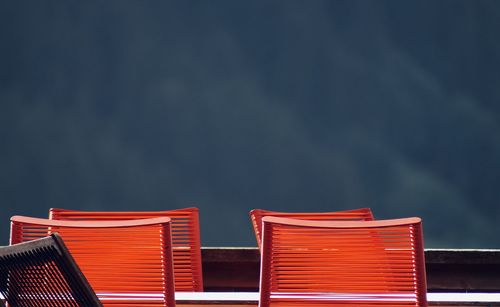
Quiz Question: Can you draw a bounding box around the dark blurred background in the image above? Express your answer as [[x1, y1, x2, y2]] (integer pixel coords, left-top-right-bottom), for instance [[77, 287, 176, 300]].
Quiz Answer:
[[1, 1, 499, 248]]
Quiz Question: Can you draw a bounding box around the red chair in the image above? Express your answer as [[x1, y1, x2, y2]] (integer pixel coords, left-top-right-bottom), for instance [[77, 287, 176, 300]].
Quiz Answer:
[[259, 216, 427, 306], [250, 208, 374, 251], [10, 216, 176, 307], [49, 207, 203, 291]]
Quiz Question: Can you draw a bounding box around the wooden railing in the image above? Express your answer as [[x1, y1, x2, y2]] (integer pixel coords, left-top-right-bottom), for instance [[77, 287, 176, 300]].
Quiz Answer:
[[201, 248, 500, 292]]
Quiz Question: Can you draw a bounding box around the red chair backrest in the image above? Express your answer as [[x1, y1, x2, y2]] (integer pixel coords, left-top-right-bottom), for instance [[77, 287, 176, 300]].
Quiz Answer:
[[49, 207, 203, 291], [250, 208, 374, 251], [259, 216, 427, 307], [10, 216, 176, 307]]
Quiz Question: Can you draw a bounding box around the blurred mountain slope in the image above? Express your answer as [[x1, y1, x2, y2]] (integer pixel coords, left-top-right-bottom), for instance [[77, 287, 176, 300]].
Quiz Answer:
[[1, 1, 499, 247]]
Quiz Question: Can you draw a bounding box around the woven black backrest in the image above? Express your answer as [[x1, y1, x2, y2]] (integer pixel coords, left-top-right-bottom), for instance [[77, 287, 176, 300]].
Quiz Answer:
[[0, 233, 102, 307]]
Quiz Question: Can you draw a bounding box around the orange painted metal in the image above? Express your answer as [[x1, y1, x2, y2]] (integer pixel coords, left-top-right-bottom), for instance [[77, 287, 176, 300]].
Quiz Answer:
[[49, 207, 203, 292], [259, 216, 427, 307], [10, 216, 176, 307], [249, 208, 374, 251]]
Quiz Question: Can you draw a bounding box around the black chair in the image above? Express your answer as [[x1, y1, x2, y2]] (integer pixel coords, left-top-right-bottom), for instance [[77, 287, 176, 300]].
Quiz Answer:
[[0, 233, 102, 306]]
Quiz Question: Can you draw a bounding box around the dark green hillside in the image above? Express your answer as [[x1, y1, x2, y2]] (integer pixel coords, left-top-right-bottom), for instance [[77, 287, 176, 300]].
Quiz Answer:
[[1, 1, 499, 247]]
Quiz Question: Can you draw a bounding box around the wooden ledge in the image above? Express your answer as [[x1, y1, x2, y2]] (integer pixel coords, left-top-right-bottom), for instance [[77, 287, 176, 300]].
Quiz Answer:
[[201, 248, 500, 292]]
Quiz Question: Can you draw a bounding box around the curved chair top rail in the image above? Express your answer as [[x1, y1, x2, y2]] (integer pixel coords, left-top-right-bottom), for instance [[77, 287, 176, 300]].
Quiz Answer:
[[262, 216, 421, 228], [250, 207, 374, 218], [50, 206, 198, 218], [11, 215, 171, 228]]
